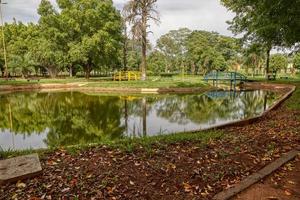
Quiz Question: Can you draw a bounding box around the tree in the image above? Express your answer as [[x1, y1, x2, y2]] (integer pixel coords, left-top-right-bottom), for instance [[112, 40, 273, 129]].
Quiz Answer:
[[270, 54, 288, 73], [221, 0, 300, 78], [35, 0, 64, 78], [8, 54, 36, 77], [186, 30, 241, 73], [293, 53, 300, 71], [56, 0, 123, 79], [243, 43, 266, 76], [156, 28, 191, 73], [147, 50, 166, 74], [0, 19, 40, 77], [124, 0, 160, 80]]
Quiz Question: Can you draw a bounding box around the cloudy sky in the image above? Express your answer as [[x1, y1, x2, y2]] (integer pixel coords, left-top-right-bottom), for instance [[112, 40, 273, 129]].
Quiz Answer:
[[2, 0, 235, 44]]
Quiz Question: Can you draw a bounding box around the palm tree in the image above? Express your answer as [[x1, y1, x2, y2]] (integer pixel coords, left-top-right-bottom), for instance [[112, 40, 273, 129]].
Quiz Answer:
[[123, 0, 160, 80], [243, 44, 266, 76]]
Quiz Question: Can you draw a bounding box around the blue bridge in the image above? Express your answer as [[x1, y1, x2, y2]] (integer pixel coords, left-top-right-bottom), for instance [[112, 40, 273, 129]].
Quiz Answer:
[[204, 71, 248, 88]]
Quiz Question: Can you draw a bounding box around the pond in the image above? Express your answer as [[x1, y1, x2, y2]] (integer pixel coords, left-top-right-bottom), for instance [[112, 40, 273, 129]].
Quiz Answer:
[[0, 90, 279, 150]]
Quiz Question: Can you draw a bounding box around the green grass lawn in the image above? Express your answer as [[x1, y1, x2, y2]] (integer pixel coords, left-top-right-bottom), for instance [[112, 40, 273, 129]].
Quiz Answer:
[[0, 130, 224, 159], [86, 76, 208, 88], [0, 75, 209, 88]]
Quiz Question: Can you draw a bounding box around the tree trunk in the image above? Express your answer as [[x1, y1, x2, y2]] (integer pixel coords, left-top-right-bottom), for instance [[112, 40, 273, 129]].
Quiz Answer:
[[123, 25, 128, 71], [191, 61, 196, 75], [266, 47, 271, 80], [141, 33, 147, 80], [48, 66, 58, 78], [69, 65, 73, 78], [141, 7, 147, 81], [85, 62, 92, 79], [85, 66, 90, 79]]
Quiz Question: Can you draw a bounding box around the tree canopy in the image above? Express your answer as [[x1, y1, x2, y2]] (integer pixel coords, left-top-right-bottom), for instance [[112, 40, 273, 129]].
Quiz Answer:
[[1, 0, 123, 79], [221, 0, 300, 77], [269, 54, 288, 72], [148, 29, 242, 74], [221, 0, 300, 48]]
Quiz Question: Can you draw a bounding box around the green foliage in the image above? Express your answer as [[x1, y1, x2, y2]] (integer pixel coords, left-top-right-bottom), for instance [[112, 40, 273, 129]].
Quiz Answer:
[[221, 0, 300, 48], [147, 50, 166, 74], [0, 0, 123, 79], [8, 54, 36, 76], [243, 43, 266, 75], [293, 53, 300, 70], [148, 29, 242, 75], [270, 54, 288, 72], [156, 28, 192, 73], [186, 31, 241, 73], [221, 0, 300, 78]]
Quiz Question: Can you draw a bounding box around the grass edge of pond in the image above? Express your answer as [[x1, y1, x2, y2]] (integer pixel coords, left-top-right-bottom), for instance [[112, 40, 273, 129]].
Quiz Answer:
[[0, 130, 224, 159]]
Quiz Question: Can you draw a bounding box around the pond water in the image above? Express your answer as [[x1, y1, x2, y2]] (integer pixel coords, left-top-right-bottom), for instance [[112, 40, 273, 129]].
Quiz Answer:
[[0, 90, 278, 150]]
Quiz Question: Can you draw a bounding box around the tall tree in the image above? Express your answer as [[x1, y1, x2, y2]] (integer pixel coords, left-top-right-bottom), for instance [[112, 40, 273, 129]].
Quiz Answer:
[[156, 28, 191, 73], [221, 0, 300, 79], [270, 54, 288, 73], [124, 0, 160, 80], [36, 0, 64, 78], [243, 43, 266, 76], [293, 53, 300, 71], [57, 0, 123, 79], [186, 30, 241, 74]]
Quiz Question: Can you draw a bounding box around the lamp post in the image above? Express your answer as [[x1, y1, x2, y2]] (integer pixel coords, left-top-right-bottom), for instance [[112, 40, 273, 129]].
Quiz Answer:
[[0, 0, 8, 78]]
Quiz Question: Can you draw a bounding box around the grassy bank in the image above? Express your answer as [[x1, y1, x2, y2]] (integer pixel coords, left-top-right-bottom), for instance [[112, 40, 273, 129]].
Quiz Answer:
[[0, 130, 224, 159], [0, 76, 208, 88], [282, 81, 300, 110], [259, 76, 300, 110]]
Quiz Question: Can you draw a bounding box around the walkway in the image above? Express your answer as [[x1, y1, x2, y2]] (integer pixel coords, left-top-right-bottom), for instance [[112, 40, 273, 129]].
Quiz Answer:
[[234, 155, 300, 200]]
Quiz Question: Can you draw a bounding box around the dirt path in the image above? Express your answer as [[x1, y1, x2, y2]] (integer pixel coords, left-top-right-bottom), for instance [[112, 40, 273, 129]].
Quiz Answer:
[[234, 155, 300, 200]]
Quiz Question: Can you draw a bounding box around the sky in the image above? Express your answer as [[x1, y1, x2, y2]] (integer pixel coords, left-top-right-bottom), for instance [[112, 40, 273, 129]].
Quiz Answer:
[[2, 0, 235, 44]]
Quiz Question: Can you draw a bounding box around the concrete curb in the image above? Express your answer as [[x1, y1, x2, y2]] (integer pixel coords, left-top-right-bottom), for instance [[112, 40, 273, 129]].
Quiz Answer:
[[213, 148, 300, 200]]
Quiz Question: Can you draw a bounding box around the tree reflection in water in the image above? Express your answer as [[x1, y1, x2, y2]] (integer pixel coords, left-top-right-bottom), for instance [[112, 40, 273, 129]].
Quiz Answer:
[[0, 90, 278, 150]]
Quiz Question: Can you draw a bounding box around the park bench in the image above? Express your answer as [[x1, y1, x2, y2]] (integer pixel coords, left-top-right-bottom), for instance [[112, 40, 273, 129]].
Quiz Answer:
[[160, 73, 176, 78], [3, 78, 16, 81], [27, 77, 40, 82], [279, 76, 289, 80], [267, 74, 276, 81]]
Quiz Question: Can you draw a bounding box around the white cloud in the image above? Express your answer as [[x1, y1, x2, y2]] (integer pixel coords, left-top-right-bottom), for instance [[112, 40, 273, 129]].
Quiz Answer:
[[2, 0, 234, 44]]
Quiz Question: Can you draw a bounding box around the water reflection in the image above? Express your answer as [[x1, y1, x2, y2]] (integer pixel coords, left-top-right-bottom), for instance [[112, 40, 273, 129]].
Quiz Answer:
[[0, 90, 278, 150]]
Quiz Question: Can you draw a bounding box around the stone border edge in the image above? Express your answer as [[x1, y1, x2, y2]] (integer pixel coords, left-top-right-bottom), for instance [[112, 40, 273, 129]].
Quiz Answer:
[[213, 148, 300, 200]]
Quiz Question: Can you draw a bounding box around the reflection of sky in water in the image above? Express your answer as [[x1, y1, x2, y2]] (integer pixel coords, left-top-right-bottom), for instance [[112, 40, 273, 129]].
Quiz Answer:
[[0, 129, 48, 150], [0, 90, 277, 150], [125, 91, 272, 137]]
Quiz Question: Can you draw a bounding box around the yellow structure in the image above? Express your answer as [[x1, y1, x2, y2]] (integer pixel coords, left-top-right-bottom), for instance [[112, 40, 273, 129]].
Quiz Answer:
[[113, 71, 141, 81]]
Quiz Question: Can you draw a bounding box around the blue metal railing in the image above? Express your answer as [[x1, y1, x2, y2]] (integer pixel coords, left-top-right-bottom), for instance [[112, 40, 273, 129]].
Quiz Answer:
[[204, 71, 247, 82]]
